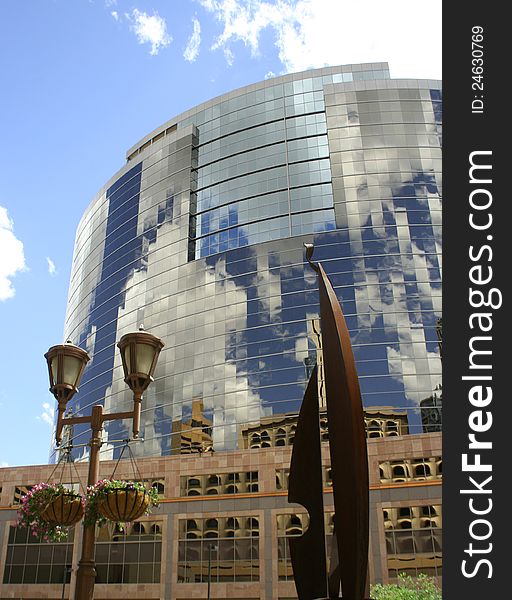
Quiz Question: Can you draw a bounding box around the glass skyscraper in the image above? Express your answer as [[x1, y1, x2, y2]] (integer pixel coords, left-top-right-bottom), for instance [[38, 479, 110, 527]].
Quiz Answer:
[[56, 63, 442, 461]]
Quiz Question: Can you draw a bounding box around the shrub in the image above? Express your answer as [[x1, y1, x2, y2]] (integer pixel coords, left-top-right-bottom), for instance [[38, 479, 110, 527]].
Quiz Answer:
[[371, 573, 442, 600]]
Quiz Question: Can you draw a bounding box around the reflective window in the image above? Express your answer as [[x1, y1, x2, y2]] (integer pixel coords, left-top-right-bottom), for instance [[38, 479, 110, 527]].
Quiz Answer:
[[277, 512, 334, 581], [180, 471, 259, 496], [12, 485, 34, 505], [177, 516, 260, 583], [275, 467, 332, 491], [58, 70, 442, 462], [384, 505, 442, 581], [3, 526, 74, 585], [197, 142, 287, 189], [379, 457, 442, 483], [94, 521, 162, 584]]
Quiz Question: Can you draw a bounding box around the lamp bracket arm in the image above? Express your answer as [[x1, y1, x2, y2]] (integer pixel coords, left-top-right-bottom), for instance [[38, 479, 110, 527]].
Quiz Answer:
[[101, 410, 135, 422], [59, 415, 93, 426]]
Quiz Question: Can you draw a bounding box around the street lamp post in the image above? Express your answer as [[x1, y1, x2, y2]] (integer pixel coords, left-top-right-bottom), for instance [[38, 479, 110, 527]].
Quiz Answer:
[[45, 327, 164, 600]]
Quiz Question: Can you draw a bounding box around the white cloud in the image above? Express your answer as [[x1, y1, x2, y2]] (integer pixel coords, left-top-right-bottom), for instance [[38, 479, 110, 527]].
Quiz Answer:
[[0, 206, 26, 301], [111, 10, 119, 21], [0, 461, 9, 468], [264, 70, 276, 79], [199, 0, 441, 79], [203, 0, 285, 56], [38, 402, 54, 427], [224, 46, 234, 66], [184, 17, 201, 62], [47, 257, 57, 276], [129, 9, 172, 55]]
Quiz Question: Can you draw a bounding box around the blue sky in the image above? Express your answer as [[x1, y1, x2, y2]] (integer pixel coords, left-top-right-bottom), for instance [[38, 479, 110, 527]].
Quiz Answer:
[[0, 0, 441, 468]]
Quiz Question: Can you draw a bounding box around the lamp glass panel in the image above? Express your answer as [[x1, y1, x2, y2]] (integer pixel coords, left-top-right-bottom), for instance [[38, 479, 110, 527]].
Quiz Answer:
[[62, 355, 83, 387], [135, 343, 155, 376], [124, 346, 131, 373], [50, 357, 59, 385]]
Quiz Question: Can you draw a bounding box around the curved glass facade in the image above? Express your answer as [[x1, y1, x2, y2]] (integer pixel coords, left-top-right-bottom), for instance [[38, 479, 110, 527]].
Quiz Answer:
[[56, 63, 442, 461]]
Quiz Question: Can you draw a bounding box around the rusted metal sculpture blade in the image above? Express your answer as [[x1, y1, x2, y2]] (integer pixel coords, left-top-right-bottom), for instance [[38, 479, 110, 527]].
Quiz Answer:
[[288, 365, 328, 600], [316, 259, 370, 600]]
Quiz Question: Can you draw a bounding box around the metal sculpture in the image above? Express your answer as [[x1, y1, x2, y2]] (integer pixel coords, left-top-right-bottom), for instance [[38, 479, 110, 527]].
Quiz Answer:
[[288, 365, 328, 599], [288, 243, 371, 600]]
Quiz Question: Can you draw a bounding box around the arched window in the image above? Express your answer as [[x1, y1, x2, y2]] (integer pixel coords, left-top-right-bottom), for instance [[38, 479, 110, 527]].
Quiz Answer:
[[132, 522, 146, 534], [433, 532, 442, 552], [423, 505, 437, 516], [392, 465, 406, 478], [386, 537, 396, 554], [204, 531, 219, 538], [397, 534, 415, 553], [415, 464, 431, 477], [226, 517, 239, 529], [153, 482, 165, 495], [289, 515, 302, 528]]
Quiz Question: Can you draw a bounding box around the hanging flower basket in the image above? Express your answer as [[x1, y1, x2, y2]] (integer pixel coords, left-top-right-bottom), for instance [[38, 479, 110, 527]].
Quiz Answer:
[[41, 492, 84, 526], [17, 483, 85, 542], [85, 480, 159, 529]]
